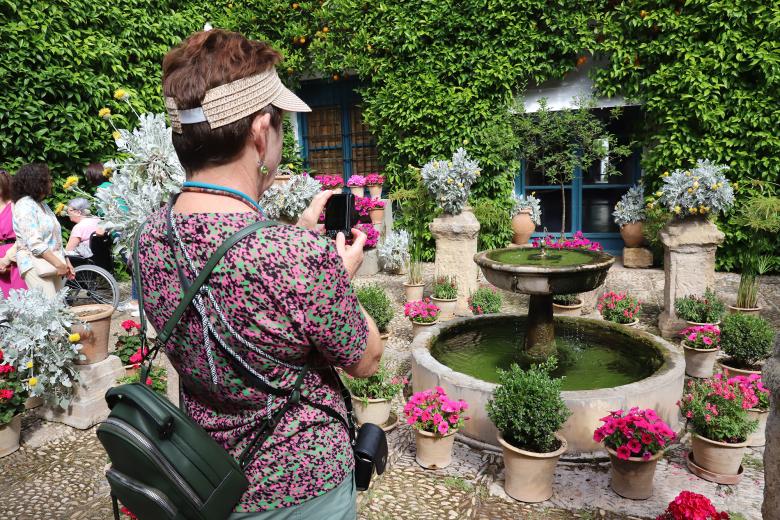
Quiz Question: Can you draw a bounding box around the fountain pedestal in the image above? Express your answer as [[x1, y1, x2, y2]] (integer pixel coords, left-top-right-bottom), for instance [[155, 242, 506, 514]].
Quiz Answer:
[[658, 218, 724, 339], [526, 295, 555, 358], [430, 210, 480, 313]]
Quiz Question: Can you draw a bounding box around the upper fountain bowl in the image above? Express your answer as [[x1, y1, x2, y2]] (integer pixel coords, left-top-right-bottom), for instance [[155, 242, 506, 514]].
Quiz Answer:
[[473, 247, 615, 295]]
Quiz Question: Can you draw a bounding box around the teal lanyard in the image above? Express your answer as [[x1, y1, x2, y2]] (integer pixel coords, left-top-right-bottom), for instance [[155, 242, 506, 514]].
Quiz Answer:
[[181, 181, 264, 214]]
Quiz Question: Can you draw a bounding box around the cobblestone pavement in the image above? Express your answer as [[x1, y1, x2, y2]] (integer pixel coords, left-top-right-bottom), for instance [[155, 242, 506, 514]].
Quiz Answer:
[[0, 262, 776, 519]]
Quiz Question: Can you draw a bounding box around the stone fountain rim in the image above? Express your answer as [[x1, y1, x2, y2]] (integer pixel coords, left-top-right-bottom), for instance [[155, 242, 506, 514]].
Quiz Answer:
[[411, 313, 684, 399], [473, 248, 615, 275]]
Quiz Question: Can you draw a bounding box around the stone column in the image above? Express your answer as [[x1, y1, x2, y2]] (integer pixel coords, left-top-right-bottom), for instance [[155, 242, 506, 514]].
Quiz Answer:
[[763, 336, 780, 519], [658, 218, 724, 338], [430, 209, 480, 313]]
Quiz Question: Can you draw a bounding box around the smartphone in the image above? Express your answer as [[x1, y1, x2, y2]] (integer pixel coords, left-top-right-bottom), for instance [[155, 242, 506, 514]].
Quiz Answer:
[[324, 193, 358, 239]]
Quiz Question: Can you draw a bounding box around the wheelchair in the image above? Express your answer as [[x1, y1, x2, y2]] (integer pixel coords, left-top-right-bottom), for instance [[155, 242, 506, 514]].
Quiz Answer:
[[65, 232, 121, 309]]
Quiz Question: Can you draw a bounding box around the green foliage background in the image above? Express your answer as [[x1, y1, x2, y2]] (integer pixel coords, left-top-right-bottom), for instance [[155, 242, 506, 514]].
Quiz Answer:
[[2, 0, 778, 268]]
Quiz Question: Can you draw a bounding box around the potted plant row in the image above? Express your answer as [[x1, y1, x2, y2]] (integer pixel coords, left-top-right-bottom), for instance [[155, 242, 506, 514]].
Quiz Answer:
[[717, 312, 775, 378], [356, 283, 394, 347], [431, 275, 457, 320], [680, 325, 720, 378], [487, 358, 571, 503], [404, 299, 440, 338], [403, 386, 468, 469], [342, 361, 406, 427], [593, 407, 675, 500], [674, 289, 724, 327], [552, 293, 582, 316], [468, 287, 502, 315], [598, 291, 641, 326]]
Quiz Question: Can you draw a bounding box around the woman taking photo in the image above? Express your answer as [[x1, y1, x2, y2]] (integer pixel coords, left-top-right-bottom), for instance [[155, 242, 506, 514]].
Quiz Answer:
[[11, 163, 74, 297], [137, 29, 382, 519], [0, 170, 27, 296]]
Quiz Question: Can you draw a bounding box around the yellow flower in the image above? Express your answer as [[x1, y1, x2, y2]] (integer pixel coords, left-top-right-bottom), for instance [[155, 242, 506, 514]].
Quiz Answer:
[[685, 170, 692, 176], [112, 131, 121, 141], [102, 167, 112, 178], [98, 107, 111, 119], [711, 184, 718, 190], [647, 202, 655, 209], [286, 163, 294, 170], [26, 361, 33, 369], [687, 188, 693, 193], [28, 377, 38, 387], [447, 178, 454, 184], [63, 176, 79, 191], [661, 171, 669, 177], [69, 333, 81, 343], [692, 181, 699, 188], [689, 207, 698, 214], [674, 205, 681, 214], [699, 206, 708, 213], [457, 182, 463, 188], [54, 202, 65, 215], [475, 168, 481, 176], [114, 88, 129, 101], [655, 191, 663, 197]]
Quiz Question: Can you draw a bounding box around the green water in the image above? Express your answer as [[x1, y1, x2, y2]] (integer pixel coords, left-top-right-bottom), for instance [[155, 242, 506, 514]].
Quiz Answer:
[[486, 248, 598, 267], [430, 319, 661, 391]]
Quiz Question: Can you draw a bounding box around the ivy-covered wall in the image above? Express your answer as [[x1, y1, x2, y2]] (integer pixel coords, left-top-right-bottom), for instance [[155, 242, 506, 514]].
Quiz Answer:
[[2, 0, 777, 268]]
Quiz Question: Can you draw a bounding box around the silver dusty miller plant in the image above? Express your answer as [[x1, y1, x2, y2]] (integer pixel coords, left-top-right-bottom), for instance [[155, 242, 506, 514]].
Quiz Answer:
[[658, 160, 734, 219], [377, 229, 410, 272], [612, 184, 646, 226], [420, 147, 481, 215], [260, 173, 322, 221], [0, 289, 82, 408], [511, 193, 542, 225]]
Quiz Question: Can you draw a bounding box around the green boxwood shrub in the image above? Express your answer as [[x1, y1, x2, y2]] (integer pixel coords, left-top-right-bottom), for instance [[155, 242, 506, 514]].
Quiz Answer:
[[355, 283, 393, 333], [486, 358, 571, 453], [721, 313, 776, 369]]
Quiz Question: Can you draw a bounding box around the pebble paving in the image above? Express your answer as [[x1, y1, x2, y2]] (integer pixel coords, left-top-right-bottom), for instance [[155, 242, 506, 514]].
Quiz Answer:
[[0, 261, 776, 519]]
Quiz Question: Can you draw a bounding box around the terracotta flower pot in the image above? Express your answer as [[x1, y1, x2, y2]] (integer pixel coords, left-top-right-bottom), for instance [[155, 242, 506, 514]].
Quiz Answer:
[[691, 434, 747, 476], [411, 320, 438, 338], [367, 185, 383, 198], [746, 408, 768, 447], [511, 210, 536, 245], [369, 208, 384, 225], [620, 222, 645, 248], [272, 174, 291, 187], [403, 282, 425, 302], [351, 396, 392, 426], [681, 341, 718, 378], [0, 415, 22, 458], [684, 320, 720, 329], [415, 428, 457, 469], [349, 186, 365, 197], [498, 433, 567, 503], [726, 304, 761, 316], [24, 396, 43, 410], [621, 318, 640, 327], [71, 304, 114, 365], [606, 447, 663, 500], [717, 359, 762, 379], [552, 299, 582, 316], [430, 297, 457, 321]]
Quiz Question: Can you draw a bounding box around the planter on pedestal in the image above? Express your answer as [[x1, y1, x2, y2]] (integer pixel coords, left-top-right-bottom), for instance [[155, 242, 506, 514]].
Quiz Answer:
[[403, 282, 425, 302], [606, 447, 663, 500], [0, 415, 22, 458], [498, 433, 567, 503], [430, 209, 480, 314], [72, 304, 114, 365], [430, 297, 457, 321], [415, 429, 457, 469], [511, 210, 535, 245], [620, 222, 645, 248], [351, 396, 392, 426], [690, 433, 747, 477], [369, 208, 384, 225], [681, 341, 718, 378]]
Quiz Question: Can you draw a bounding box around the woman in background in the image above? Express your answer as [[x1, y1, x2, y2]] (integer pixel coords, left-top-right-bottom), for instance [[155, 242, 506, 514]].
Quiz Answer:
[[0, 170, 27, 296], [64, 197, 102, 259]]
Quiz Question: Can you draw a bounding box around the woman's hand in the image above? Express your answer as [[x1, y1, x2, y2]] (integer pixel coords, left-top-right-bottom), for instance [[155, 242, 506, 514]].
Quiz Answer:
[[0, 258, 10, 273], [65, 259, 76, 280], [296, 190, 333, 231], [54, 262, 69, 277], [335, 228, 366, 279]]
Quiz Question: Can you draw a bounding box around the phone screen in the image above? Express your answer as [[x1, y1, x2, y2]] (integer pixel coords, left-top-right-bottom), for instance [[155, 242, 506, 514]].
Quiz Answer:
[[324, 193, 353, 237]]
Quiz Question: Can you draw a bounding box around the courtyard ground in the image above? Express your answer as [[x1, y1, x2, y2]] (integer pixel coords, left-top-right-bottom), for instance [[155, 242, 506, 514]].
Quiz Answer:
[[0, 260, 776, 519]]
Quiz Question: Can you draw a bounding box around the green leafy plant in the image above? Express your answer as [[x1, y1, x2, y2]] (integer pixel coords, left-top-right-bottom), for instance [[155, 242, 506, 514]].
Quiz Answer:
[[656, 161, 734, 219], [553, 293, 580, 306], [678, 375, 757, 443], [468, 287, 502, 315], [118, 366, 168, 397], [674, 289, 725, 324], [736, 256, 772, 309], [0, 349, 27, 427], [421, 148, 481, 215], [486, 358, 571, 453], [432, 276, 458, 300], [472, 197, 513, 252], [612, 184, 645, 226], [355, 283, 394, 334], [340, 362, 406, 405], [720, 313, 776, 369], [598, 291, 641, 324]]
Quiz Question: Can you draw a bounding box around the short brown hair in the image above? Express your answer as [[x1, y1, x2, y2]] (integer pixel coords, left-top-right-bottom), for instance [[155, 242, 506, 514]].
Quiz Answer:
[[162, 30, 284, 175], [84, 163, 105, 187], [12, 163, 51, 202]]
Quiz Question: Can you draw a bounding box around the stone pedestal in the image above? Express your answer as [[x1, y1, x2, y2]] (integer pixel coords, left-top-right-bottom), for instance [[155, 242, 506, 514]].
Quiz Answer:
[[658, 218, 724, 339], [763, 336, 780, 519], [41, 355, 125, 429], [622, 247, 653, 268], [356, 249, 380, 277], [430, 209, 480, 313]]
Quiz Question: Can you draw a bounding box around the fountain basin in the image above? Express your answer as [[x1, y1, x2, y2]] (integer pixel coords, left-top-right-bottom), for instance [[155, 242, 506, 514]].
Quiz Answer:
[[411, 314, 685, 455]]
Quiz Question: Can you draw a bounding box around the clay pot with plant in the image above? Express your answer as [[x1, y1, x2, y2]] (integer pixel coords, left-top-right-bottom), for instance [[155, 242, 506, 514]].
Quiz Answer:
[[597, 291, 641, 326], [679, 325, 720, 378], [404, 386, 469, 469], [678, 375, 758, 480], [347, 174, 367, 197], [593, 407, 676, 499], [71, 303, 114, 365], [674, 289, 724, 328], [613, 185, 646, 248], [729, 255, 771, 316], [718, 313, 775, 378], [365, 173, 385, 199], [431, 275, 458, 320], [403, 258, 425, 302], [728, 374, 770, 447], [356, 283, 394, 347], [552, 294, 582, 316], [342, 361, 406, 427], [510, 193, 541, 245], [404, 299, 440, 338], [487, 358, 571, 503]]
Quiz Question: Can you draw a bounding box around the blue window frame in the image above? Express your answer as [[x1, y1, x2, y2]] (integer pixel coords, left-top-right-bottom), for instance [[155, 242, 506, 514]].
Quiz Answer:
[[514, 107, 644, 254], [295, 79, 380, 181]]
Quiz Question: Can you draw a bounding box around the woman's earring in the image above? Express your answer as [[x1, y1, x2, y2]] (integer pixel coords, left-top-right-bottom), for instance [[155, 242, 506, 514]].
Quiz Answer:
[[258, 162, 269, 176]]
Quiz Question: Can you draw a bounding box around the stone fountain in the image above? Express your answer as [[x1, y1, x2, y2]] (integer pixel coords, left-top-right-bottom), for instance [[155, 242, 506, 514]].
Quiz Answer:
[[411, 242, 685, 455]]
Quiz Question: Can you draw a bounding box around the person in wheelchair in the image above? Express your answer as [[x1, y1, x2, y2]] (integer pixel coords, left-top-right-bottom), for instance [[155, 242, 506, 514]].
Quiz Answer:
[[64, 198, 104, 263]]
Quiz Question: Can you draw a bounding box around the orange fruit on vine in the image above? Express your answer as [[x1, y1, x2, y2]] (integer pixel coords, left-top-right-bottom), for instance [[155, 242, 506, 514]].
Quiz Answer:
[[323, 26, 329, 33], [299, 37, 306, 44], [292, 2, 299, 9], [332, 74, 340, 81], [640, 10, 648, 18], [576, 55, 588, 67]]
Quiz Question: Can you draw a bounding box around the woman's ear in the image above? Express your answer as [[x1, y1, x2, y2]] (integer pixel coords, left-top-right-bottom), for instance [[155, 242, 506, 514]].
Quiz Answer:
[[250, 112, 272, 160]]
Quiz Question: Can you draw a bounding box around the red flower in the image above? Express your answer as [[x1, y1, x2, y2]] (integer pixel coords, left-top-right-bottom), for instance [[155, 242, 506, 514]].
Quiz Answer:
[[616, 445, 632, 460], [120, 505, 138, 519], [656, 491, 728, 520], [145, 377, 153, 386], [0, 388, 14, 400], [121, 320, 141, 332]]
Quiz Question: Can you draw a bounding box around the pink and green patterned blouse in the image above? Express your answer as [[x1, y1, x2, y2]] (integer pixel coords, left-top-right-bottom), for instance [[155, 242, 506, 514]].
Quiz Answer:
[[138, 209, 367, 513]]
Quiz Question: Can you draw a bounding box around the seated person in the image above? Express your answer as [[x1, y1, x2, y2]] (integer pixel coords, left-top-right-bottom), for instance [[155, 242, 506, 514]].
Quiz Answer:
[[64, 198, 103, 258]]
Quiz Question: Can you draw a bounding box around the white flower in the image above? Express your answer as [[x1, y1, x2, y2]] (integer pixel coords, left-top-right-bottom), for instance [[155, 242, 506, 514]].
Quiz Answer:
[[203, 22, 213, 31]]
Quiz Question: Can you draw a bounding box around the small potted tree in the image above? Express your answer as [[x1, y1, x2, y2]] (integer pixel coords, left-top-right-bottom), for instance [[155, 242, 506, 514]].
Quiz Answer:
[[593, 407, 676, 499], [612, 185, 646, 247], [718, 313, 775, 377], [674, 289, 725, 327], [377, 230, 410, 275], [729, 374, 770, 447], [678, 375, 757, 479], [679, 325, 720, 378], [510, 193, 541, 245], [468, 287, 502, 315], [342, 361, 406, 426], [597, 291, 641, 326], [0, 350, 26, 458], [552, 294, 582, 316], [356, 283, 394, 346], [487, 359, 571, 503], [404, 299, 440, 338], [403, 386, 468, 469], [365, 173, 385, 199], [430, 275, 458, 320], [347, 174, 367, 197]]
